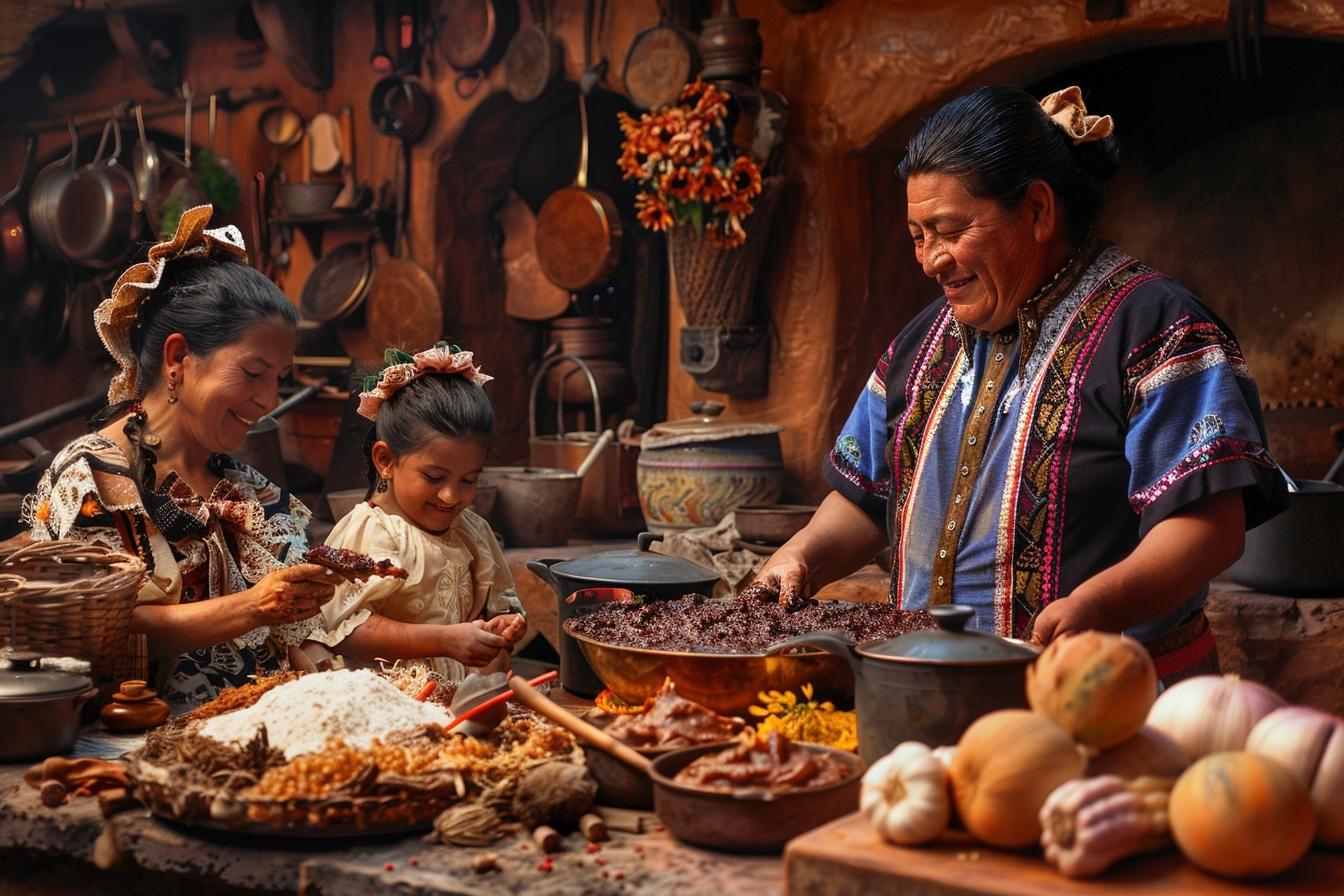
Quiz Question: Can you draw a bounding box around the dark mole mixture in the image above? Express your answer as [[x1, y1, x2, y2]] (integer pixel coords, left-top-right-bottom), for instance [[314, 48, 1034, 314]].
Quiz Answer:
[[568, 590, 933, 654]]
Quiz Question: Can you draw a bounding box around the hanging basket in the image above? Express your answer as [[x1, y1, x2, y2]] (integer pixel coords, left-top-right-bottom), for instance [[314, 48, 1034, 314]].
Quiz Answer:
[[667, 176, 785, 327]]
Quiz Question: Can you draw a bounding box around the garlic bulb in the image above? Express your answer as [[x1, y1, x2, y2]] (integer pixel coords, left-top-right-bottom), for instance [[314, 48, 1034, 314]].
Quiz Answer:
[[1146, 674, 1285, 760], [1246, 706, 1344, 846], [861, 741, 951, 846]]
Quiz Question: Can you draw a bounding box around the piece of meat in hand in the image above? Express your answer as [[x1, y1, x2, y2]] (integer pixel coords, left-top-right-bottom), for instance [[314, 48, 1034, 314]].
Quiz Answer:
[[303, 546, 408, 582]]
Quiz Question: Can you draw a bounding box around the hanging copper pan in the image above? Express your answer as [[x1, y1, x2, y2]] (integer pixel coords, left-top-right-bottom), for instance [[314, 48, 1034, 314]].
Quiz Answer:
[[622, 4, 698, 111], [1, 137, 35, 277], [503, 0, 561, 104], [499, 191, 568, 320], [363, 142, 442, 355], [436, 0, 519, 97], [534, 92, 622, 292]]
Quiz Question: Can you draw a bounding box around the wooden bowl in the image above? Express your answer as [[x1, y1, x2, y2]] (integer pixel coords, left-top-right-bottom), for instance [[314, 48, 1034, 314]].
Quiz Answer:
[[732, 504, 818, 546]]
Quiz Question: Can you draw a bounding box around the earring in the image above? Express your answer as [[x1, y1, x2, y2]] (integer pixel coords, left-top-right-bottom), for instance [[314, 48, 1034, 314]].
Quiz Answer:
[[375, 476, 389, 493], [167, 374, 179, 405]]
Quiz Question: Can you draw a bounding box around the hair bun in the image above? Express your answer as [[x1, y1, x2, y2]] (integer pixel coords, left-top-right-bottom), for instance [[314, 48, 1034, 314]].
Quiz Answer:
[[1072, 134, 1120, 183]]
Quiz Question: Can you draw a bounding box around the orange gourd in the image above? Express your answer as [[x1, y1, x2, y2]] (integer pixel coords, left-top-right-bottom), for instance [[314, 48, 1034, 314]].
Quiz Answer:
[[949, 710, 1088, 849], [1027, 631, 1157, 749], [1169, 751, 1315, 879]]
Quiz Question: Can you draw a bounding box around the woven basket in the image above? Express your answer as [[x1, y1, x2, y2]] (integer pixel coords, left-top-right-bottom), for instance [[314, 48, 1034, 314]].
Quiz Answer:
[[1, 541, 146, 675], [667, 176, 785, 327]]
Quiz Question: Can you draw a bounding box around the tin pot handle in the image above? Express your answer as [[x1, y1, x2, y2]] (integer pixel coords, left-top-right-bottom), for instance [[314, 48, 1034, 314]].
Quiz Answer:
[[766, 630, 862, 676], [929, 604, 976, 633], [526, 558, 564, 596], [636, 532, 663, 552], [529, 353, 602, 439]]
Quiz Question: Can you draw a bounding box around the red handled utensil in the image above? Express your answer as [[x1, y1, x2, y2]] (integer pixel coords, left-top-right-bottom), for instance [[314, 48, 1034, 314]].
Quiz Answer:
[[444, 669, 557, 732]]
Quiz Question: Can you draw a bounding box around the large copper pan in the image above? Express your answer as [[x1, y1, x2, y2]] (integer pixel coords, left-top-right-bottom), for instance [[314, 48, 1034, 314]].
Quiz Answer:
[[563, 619, 853, 716]]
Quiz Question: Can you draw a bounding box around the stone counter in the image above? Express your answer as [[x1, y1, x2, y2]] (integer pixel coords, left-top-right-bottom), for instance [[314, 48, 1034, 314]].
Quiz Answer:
[[1205, 583, 1344, 714], [1, 764, 783, 896]]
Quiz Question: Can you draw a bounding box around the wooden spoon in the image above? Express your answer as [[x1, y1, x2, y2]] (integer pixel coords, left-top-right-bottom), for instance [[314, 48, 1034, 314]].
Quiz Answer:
[[507, 674, 652, 774]]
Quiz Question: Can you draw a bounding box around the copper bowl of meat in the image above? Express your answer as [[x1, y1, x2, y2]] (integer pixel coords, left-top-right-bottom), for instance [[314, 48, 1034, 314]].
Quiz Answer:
[[648, 732, 864, 853], [563, 592, 933, 716], [582, 681, 745, 809]]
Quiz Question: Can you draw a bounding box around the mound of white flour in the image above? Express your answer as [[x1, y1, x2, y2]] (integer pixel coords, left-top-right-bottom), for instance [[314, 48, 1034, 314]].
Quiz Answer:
[[199, 669, 451, 759]]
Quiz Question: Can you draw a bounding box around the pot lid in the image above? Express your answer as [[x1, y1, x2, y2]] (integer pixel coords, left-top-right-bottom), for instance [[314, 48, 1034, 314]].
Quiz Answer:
[[859, 605, 1039, 665], [548, 533, 720, 589], [0, 660, 92, 700], [642, 400, 782, 450]]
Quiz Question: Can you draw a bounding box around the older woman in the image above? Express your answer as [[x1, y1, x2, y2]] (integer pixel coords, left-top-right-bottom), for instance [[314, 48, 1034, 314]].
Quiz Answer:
[[753, 86, 1285, 682], [25, 206, 339, 710]]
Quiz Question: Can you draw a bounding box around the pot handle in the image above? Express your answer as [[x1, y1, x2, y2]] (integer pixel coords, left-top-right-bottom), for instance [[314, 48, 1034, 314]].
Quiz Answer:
[[636, 532, 663, 553], [766, 630, 861, 675], [75, 685, 99, 707], [526, 558, 564, 595]]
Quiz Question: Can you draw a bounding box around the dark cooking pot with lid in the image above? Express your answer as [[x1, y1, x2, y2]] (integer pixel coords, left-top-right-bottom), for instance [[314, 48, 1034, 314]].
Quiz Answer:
[[527, 534, 720, 696], [1224, 477, 1344, 595], [768, 604, 1037, 765], [0, 658, 98, 762], [526, 532, 720, 601]]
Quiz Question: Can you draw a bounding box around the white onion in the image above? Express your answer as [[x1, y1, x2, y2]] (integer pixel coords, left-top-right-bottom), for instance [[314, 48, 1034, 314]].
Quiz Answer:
[[1247, 706, 1344, 846], [1146, 675, 1286, 760]]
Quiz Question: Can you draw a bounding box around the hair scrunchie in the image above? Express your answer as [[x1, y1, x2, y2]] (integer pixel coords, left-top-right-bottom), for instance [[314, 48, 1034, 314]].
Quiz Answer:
[[1039, 86, 1114, 145], [94, 204, 248, 404]]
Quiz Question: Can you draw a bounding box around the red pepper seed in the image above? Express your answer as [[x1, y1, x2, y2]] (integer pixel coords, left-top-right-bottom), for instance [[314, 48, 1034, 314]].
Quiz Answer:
[[601, 870, 609, 878], [585, 842, 601, 854], [595, 857, 607, 865], [409, 858, 418, 867], [613, 870, 626, 880], [519, 842, 530, 850], [384, 863, 394, 872], [633, 845, 643, 854]]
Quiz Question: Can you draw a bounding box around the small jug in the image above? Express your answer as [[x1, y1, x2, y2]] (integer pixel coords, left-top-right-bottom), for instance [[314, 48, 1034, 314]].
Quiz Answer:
[[100, 680, 170, 733]]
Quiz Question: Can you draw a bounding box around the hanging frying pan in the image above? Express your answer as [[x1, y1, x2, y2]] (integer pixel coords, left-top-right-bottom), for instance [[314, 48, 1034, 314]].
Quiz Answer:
[[56, 117, 143, 270], [1, 137, 35, 277], [503, 0, 561, 104], [435, 0, 519, 98], [499, 191, 568, 320], [534, 91, 622, 292], [363, 141, 442, 355], [622, 2, 698, 111], [300, 237, 373, 324], [28, 120, 80, 262]]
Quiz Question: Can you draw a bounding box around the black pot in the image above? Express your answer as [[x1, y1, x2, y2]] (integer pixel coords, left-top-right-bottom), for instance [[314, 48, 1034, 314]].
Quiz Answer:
[[1225, 479, 1344, 595], [526, 532, 720, 696], [769, 605, 1038, 766]]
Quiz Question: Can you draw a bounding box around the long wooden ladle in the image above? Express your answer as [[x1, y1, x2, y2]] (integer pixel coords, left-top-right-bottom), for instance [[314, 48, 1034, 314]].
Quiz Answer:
[[508, 674, 652, 774]]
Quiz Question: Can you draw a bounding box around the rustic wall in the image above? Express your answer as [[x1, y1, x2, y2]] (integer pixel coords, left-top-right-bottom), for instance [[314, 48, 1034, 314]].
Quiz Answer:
[[668, 0, 1344, 499]]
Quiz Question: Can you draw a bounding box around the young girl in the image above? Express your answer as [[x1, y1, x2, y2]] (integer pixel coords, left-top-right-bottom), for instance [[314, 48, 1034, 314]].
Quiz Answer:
[[309, 343, 526, 679]]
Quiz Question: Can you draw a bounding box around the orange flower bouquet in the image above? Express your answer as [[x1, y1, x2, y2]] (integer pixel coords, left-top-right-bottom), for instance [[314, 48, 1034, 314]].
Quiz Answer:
[[617, 79, 765, 249]]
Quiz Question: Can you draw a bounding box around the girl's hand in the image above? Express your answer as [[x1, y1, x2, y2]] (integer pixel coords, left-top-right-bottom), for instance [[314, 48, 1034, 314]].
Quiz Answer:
[[443, 620, 508, 667], [247, 564, 341, 626], [482, 613, 527, 646]]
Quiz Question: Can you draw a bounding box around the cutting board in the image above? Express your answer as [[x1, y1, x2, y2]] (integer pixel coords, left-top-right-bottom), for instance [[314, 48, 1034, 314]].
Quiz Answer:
[[785, 813, 1344, 896]]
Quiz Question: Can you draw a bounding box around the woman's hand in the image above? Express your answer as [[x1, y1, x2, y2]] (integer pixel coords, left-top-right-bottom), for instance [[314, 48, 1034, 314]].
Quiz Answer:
[[482, 613, 527, 646], [247, 564, 341, 626], [443, 620, 508, 668]]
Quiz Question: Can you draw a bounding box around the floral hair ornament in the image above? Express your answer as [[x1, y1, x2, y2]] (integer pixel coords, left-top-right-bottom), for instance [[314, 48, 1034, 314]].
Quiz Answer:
[[1039, 86, 1114, 145], [95, 204, 248, 404], [356, 341, 494, 422]]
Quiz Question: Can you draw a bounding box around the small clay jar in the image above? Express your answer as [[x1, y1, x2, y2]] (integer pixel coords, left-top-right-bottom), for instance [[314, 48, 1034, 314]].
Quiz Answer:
[[100, 680, 170, 733]]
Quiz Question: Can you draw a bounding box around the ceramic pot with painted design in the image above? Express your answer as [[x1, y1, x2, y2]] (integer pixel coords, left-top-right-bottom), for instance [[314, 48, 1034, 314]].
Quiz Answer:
[[636, 401, 783, 532]]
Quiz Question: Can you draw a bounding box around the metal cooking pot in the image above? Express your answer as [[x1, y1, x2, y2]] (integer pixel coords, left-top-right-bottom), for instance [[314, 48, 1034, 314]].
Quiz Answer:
[[527, 533, 721, 602], [56, 118, 142, 270], [0, 659, 98, 762], [1225, 478, 1344, 595], [769, 604, 1038, 765], [554, 587, 633, 697]]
